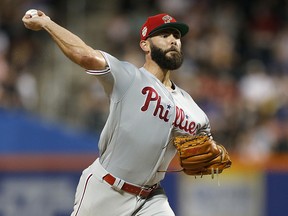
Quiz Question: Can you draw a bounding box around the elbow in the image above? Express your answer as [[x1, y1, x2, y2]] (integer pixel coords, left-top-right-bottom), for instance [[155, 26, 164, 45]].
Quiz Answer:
[[78, 54, 107, 71]]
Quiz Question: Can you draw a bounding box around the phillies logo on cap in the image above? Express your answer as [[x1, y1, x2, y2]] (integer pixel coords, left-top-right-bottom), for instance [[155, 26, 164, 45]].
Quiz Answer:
[[162, 15, 172, 23], [142, 26, 148, 38]]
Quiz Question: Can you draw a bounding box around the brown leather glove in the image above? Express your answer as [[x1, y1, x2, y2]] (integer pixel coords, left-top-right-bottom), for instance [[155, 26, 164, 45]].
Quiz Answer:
[[174, 135, 232, 177]]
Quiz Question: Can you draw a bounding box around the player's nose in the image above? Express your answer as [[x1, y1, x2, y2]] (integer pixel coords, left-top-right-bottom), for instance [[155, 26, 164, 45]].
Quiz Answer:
[[168, 34, 177, 45]]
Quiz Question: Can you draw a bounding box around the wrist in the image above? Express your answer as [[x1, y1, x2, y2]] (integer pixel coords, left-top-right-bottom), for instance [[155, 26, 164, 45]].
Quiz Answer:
[[41, 17, 53, 30]]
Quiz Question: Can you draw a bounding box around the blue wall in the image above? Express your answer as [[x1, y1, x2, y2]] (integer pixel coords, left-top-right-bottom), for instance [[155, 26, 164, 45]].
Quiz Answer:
[[2, 109, 288, 216], [266, 172, 288, 216], [0, 109, 98, 154]]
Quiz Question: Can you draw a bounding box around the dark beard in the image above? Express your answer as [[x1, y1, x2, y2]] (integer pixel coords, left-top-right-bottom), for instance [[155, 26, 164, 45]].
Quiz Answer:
[[150, 43, 183, 70]]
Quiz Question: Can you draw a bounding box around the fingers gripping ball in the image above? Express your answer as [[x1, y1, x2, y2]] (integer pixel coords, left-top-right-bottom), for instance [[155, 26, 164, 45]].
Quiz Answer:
[[174, 135, 232, 177], [25, 9, 38, 18]]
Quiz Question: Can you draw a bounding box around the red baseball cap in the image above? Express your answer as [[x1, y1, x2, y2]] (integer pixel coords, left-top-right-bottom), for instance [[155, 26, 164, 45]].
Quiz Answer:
[[140, 13, 189, 40]]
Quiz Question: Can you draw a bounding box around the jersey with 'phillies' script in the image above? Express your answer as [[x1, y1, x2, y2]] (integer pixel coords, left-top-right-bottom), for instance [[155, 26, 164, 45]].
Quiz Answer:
[[86, 51, 210, 186]]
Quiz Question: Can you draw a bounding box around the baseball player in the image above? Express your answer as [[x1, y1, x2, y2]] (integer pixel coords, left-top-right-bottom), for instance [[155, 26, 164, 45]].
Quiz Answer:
[[22, 11, 211, 216]]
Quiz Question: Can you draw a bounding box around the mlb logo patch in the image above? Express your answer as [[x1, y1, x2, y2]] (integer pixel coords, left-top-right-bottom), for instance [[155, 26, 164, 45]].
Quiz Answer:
[[162, 15, 172, 23]]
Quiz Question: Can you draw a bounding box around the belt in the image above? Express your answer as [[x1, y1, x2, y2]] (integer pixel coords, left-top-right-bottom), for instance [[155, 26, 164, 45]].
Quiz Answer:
[[103, 174, 158, 198]]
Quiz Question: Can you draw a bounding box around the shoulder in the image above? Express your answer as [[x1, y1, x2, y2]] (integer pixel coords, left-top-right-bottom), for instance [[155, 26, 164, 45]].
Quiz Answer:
[[86, 51, 140, 76]]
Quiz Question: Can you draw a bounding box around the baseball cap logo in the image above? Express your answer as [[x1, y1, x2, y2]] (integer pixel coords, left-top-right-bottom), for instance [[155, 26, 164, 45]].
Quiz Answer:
[[142, 26, 148, 37], [162, 15, 173, 23]]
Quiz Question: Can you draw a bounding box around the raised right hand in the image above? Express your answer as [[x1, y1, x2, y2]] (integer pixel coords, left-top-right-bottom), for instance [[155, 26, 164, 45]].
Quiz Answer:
[[22, 10, 51, 31]]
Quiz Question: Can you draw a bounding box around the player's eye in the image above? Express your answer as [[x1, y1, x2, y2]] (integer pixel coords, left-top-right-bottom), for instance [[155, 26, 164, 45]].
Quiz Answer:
[[160, 32, 180, 39], [161, 33, 170, 38], [173, 33, 181, 39]]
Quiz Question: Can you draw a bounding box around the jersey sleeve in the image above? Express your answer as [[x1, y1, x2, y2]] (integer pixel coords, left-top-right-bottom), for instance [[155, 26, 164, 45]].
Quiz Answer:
[[85, 51, 136, 102]]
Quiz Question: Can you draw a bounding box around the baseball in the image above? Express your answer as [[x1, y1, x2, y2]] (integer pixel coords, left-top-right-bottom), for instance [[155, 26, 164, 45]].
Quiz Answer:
[[25, 9, 38, 18]]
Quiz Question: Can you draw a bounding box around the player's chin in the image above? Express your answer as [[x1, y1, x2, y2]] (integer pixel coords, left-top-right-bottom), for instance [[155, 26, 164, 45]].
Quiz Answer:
[[167, 50, 179, 55], [167, 53, 183, 62], [167, 58, 183, 70], [166, 51, 182, 59]]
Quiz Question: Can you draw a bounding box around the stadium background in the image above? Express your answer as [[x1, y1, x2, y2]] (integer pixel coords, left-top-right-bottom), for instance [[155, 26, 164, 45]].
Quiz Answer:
[[1, 0, 288, 215]]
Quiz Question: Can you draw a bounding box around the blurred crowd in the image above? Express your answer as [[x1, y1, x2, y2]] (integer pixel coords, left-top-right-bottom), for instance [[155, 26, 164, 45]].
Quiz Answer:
[[1, 0, 288, 162]]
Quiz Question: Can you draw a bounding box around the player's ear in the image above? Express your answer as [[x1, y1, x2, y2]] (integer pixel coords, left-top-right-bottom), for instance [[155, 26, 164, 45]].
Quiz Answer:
[[140, 40, 150, 53]]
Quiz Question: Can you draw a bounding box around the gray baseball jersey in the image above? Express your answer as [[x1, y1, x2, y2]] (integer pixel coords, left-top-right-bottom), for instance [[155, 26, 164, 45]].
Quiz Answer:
[[86, 51, 210, 186]]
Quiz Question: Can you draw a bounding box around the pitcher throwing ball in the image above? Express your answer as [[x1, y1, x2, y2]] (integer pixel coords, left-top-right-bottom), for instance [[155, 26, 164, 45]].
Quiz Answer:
[[22, 10, 231, 216]]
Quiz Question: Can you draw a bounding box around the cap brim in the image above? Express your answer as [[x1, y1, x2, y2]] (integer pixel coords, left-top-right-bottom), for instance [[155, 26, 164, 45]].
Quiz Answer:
[[148, 22, 189, 38]]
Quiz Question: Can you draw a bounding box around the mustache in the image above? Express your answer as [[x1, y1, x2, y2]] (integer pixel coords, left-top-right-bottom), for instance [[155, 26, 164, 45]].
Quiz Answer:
[[165, 47, 181, 54]]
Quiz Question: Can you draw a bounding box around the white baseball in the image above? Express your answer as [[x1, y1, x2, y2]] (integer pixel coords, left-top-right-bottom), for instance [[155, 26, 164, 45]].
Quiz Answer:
[[25, 9, 38, 18]]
